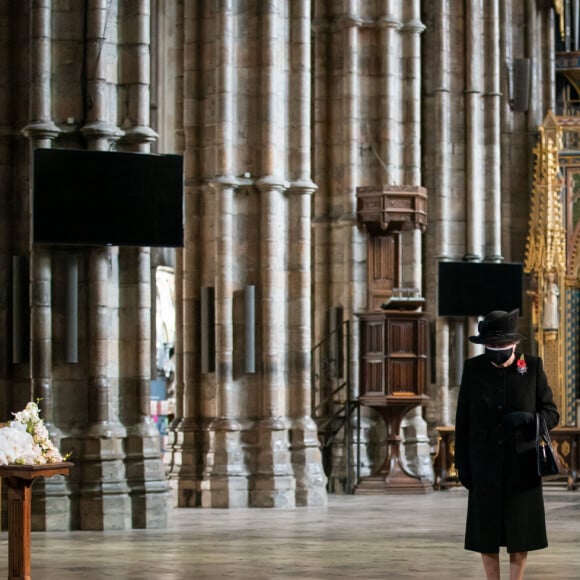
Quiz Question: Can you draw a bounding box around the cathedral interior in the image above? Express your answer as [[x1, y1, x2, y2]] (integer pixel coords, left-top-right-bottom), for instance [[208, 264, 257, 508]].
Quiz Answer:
[[2, 3, 580, 564]]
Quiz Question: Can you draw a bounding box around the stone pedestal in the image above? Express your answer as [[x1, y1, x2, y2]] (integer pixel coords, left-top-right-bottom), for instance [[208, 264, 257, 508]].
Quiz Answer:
[[125, 422, 169, 529], [168, 418, 206, 507], [400, 407, 435, 484], [201, 418, 249, 508], [30, 475, 71, 531], [79, 435, 131, 530], [290, 417, 327, 506], [251, 418, 296, 508]]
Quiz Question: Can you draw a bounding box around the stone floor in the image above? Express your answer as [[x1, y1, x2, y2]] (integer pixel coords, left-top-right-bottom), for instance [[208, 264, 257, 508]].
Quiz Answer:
[[1, 487, 579, 579]]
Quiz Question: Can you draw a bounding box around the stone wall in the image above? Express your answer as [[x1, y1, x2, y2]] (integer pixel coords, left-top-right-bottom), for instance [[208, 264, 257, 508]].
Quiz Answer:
[[0, 0, 556, 527]]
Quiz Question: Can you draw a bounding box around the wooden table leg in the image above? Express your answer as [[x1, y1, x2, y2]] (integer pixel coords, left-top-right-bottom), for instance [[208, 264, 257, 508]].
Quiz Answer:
[[6, 476, 33, 580]]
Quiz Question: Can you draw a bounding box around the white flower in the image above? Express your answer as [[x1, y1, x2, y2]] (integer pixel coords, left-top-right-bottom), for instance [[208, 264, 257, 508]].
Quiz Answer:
[[0, 401, 66, 465]]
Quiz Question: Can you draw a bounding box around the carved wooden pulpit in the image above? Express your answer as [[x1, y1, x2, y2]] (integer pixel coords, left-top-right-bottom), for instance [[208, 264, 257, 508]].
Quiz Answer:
[[354, 185, 432, 494]]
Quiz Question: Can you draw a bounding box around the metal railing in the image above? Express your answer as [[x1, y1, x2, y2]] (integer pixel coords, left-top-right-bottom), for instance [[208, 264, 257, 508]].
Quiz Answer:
[[311, 320, 361, 492]]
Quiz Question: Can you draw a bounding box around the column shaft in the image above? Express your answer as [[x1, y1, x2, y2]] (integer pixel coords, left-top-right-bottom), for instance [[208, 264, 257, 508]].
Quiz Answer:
[[78, 0, 130, 531], [485, 0, 502, 261], [465, 0, 484, 260]]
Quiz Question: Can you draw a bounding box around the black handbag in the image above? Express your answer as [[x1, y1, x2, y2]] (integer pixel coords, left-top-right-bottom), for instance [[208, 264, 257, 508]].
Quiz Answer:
[[536, 412, 560, 479]]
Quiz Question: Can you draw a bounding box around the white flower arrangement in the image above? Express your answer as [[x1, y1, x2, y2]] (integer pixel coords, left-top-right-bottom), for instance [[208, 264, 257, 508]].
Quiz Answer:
[[0, 401, 68, 466]]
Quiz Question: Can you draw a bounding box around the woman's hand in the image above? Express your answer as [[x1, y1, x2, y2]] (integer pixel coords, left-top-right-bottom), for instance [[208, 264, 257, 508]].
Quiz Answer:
[[502, 411, 534, 429]]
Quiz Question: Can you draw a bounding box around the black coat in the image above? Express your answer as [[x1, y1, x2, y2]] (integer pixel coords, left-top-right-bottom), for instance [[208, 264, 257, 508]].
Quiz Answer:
[[455, 352, 559, 553]]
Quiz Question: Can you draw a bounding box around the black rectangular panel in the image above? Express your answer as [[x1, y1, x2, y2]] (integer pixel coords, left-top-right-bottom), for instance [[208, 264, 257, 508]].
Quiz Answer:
[[33, 148, 184, 247], [438, 261, 523, 317]]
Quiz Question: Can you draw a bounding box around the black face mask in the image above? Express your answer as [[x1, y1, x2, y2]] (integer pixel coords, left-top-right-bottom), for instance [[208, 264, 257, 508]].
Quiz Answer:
[[485, 345, 514, 365]]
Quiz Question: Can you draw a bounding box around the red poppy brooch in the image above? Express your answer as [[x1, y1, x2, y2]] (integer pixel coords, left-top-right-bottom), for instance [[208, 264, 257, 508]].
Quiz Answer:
[[516, 354, 527, 375]]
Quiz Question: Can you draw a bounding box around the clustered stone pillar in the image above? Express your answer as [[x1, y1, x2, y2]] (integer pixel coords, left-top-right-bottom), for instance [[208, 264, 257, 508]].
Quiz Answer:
[[77, 0, 130, 531], [200, 0, 248, 508], [118, 0, 169, 530], [20, 0, 69, 531], [202, 177, 248, 508], [170, 0, 205, 508], [464, 0, 484, 263], [287, 0, 327, 507], [253, 178, 296, 507], [428, 0, 453, 426]]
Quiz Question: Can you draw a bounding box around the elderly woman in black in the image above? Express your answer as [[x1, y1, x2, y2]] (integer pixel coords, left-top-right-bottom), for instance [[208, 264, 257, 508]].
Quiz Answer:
[[455, 309, 559, 580]]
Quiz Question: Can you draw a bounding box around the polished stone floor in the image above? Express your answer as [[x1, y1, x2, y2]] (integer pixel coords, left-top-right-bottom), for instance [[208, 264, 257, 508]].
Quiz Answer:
[[1, 487, 579, 579]]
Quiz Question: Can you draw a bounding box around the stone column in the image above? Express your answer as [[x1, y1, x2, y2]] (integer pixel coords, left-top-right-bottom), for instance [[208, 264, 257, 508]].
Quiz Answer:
[[429, 0, 453, 428], [196, 0, 248, 508], [484, 0, 502, 262], [118, 0, 169, 529], [288, 182, 327, 506], [400, 2, 425, 290], [327, 4, 365, 493], [78, 0, 130, 531], [20, 0, 70, 531], [465, 0, 484, 261], [119, 246, 168, 528], [164, 2, 185, 488], [287, 0, 327, 507], [253, 177, 295, 507], [166, 245, 184, 474], [202, 177, 248, 508], [250, 1, 295, 508], [400, 2, 430, 475], [174, 180, 204, 509], [311, 9, 331, 346], [436, 321, 451, 426], [378, 2, 401, 181], [170, 2, 209, 507]]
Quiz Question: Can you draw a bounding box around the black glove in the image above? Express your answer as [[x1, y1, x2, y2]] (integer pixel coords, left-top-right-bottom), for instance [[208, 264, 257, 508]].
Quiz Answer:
[[502, 411, 534, 429]]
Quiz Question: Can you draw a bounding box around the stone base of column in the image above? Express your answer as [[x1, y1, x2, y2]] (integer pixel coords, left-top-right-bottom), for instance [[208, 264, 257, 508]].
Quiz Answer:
[[328, 417, 373, 493], [400, 408, 435, 484], [168, 418, 205, 507], [250, 418, 296, 508], [30, 476, 71, 531], [290, 417, 327, 506], [78, 435, 131, 530], [326, 437, 349, 494], [125, 423, 169, 529], [201, 418, 248, 507]]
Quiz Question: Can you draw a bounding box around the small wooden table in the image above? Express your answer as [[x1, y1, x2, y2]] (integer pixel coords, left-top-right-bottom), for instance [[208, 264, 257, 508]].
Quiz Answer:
[[0, 463, 72, 580]]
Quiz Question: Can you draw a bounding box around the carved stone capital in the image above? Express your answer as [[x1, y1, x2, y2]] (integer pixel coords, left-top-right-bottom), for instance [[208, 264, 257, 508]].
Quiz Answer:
[[208, 175, 240, 191], [255, 175, 290, 193], [401, 18, 426, 35], [377, 14, 401, 30], [119, 125, 158, 145], [80, 121, 124, 143], [21, 120, 61, 141], [287, 179, 317, 196]]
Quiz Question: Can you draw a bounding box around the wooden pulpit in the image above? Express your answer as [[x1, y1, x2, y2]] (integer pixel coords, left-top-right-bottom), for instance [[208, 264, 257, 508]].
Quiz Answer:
[[0, 463, 72, 580], [355, 310, 432, 494], [354, 184, 432, 494]]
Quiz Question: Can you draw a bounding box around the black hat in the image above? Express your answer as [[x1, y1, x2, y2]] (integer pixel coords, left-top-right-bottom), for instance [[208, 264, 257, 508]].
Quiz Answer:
[[468, 309, 524, 345]]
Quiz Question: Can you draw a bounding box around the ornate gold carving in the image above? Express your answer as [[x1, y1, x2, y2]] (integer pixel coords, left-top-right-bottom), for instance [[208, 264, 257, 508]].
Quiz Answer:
[[524, 112, 567, 424], [554, 0, 565, 40], [559, 439, 571, 458]]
